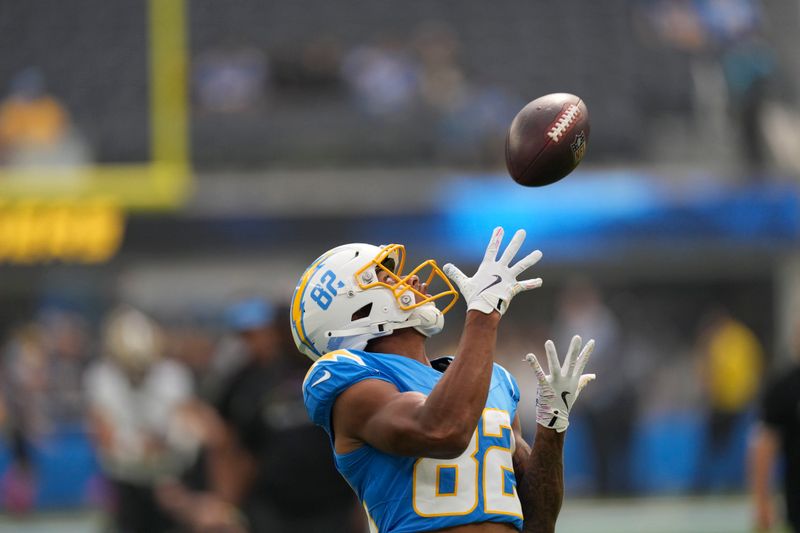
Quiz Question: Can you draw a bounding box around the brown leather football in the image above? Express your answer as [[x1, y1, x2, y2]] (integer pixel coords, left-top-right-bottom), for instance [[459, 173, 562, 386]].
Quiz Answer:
[[505, 93, 590, 187]]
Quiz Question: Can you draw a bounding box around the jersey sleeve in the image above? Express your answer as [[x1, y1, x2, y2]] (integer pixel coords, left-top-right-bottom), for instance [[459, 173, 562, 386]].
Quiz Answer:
[[303, 350, 396, 435]]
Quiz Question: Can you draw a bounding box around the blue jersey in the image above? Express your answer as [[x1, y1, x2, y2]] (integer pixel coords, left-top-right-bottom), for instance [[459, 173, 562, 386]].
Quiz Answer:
[[303, 349, 524, 533]]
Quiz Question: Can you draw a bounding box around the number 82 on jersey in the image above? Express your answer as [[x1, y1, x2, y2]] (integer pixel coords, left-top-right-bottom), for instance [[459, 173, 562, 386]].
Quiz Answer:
[[412, 409, 522, 518]]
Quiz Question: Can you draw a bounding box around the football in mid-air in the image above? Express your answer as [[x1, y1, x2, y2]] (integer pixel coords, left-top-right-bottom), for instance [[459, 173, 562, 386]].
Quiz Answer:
[[505, 93, 590, 187]]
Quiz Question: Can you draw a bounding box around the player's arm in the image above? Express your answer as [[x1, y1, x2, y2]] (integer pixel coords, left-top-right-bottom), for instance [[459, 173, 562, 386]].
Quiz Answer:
[[333, 310, 500, 458], [511, 415, 531, 487], [334, 227, 542, 459], [511, 415, 565, 533], [516, 336, 596, 533], [748, 422, 780, 531]]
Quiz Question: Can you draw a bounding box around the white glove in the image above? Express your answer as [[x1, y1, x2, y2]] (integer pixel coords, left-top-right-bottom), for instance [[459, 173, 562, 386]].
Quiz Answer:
[[526, 335, 596, 433], [443, 227, 542, 316]]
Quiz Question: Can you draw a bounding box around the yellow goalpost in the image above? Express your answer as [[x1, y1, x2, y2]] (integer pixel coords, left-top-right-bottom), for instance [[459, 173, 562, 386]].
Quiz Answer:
[[0, 0, 191, 211]]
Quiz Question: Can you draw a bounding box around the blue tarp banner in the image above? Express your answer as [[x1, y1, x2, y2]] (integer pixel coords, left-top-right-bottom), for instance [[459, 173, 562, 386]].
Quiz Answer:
[[436, 171, 800, 260]]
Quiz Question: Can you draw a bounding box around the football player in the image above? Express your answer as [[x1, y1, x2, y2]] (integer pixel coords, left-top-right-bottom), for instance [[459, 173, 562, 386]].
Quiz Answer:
[[293, 227, 595, 533]]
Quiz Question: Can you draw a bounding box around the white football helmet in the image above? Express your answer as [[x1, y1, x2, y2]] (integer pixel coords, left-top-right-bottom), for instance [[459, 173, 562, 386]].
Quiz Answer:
[[290, 243, 458, 360]]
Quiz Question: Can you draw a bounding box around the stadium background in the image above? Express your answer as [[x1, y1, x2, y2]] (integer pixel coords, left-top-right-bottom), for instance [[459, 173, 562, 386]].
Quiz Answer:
[[0, 0, 799, 531]]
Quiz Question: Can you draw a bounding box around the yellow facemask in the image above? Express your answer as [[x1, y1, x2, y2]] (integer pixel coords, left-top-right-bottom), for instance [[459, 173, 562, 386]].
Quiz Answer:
[[354, 244, 459, 314]]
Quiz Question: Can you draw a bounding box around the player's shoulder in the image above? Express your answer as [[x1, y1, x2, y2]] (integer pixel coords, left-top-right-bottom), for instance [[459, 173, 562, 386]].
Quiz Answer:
[[302, 349, 380, 386], [302, 349, 396, 431]]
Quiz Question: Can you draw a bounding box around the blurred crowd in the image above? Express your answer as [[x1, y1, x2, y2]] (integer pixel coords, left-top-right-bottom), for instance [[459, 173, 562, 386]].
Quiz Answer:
[[0, 299, 361, 533], [634, 0, 787, 176], [1, 1, 798, 532], [192, 21, 522, 167], [0, 279, 783, 532], [491, 281, 768, 497], [2, 1, 796, 173]]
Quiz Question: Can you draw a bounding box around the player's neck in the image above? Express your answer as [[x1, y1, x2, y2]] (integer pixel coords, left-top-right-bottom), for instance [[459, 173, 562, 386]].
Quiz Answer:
[[367, 328, 430, 366]]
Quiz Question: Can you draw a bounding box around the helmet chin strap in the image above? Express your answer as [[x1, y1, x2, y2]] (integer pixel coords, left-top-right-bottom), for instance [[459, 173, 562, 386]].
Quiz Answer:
[[409, 303, 445, 338]]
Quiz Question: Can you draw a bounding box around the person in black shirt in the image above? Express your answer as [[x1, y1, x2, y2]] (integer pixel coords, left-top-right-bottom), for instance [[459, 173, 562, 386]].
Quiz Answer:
[[212, 298, 361, 533], [750, 330, 800, 532]]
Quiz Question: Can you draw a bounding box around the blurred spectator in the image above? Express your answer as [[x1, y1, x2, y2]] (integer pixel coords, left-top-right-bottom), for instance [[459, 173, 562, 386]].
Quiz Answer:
[[84, 306, 196, 533], [341, 39, 420, 118], [2, 324, 50, 434], [0, 310, 92, 513], [642, 0, 709, 52], [0, 67, 90, 167], [553, 280, 633, 495], [165, 318, 226, 401], [194, 48, 269, 113], [720, 30, 775, 175], [40, 309, 90, 426], [694, 309, 763, 492], [749, 320, 800, 532], [639, 0, 776, 175], [0, 324, 47, 514], [159, 298, 361, 533], [413, 22, 469, 115], [702, 0, 775, 174], [270, 36, 344, 95]]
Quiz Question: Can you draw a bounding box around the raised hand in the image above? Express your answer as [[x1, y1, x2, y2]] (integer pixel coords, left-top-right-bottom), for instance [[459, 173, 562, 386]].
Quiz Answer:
[[527, 335, 596, 433], [443, 227, 542, 316]]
